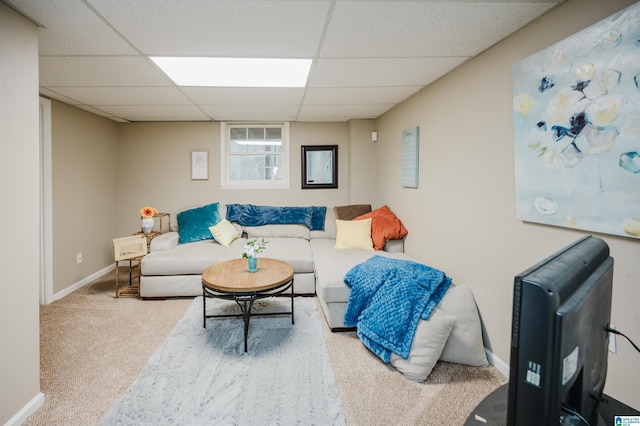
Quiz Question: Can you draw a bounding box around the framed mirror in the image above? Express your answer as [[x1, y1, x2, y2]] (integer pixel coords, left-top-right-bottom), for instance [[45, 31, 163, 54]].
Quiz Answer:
[[301, 145, 338, 189]]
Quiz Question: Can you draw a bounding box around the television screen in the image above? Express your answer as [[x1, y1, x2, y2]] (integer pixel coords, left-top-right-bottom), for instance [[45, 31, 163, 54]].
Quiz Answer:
[[507, 235, 613, 425]]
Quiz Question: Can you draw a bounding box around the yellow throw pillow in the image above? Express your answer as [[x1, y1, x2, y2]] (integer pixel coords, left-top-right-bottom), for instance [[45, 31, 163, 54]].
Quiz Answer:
[[335, 218, 374, 251], [209, 219, 239, 247]]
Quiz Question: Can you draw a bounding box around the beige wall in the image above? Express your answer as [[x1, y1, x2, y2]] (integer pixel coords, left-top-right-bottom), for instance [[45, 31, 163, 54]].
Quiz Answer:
[[0, 3, 42, 424], [51, 101, 120, 294], [346, 119, 380, 204], [115, 120, 370, 234], [375, 0, 640, 408]]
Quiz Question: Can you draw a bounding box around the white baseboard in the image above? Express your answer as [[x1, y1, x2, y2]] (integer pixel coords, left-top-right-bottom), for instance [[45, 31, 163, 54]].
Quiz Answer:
[[4, 392, 44, 426], [485, 347, 510, 379], [52, 264, 115, 302]]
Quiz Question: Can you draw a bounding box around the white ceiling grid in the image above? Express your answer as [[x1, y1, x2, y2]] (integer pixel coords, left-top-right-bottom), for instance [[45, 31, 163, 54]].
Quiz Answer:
[[5, 0, 562, 122]]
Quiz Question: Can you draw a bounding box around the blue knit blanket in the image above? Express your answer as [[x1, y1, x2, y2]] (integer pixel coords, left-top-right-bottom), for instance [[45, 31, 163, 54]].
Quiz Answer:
[[343, 256, 451, 363], [225, 204, 326, 231]]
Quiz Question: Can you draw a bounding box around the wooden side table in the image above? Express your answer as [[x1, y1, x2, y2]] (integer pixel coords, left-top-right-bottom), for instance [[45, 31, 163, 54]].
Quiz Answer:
[[112, 235, 148, 298], [133, 212, 170, 250], [155, 212, 170, 233], [111, 213, 171, 298], [133, 231, 160, 250], [115, 256, 143, 298]]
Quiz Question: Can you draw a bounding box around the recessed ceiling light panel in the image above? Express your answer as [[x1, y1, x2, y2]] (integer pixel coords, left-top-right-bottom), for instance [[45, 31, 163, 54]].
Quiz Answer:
[[151, 57, 312, 88]]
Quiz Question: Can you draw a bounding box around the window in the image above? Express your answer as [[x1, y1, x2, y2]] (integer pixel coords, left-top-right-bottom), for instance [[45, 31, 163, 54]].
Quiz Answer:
[[220, 123, 290, 189]]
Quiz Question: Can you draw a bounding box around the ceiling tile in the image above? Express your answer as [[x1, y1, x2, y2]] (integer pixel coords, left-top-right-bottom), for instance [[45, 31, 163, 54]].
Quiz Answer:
[[298, 104, 395, 121], [321, 1, 559, 58], [97, 105, 210, 121], [200, 104, 300, 122], [304, 86, 424, 105], [39, 56, 172, 87], [309, 57, 468, 87], [5, 0, 136, 55], [181, 87, 305, 105], [88, 0, 330, 57], [49, 87, 194, 106]]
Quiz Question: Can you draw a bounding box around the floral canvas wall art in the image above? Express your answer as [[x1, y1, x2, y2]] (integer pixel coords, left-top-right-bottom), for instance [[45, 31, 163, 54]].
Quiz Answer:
[[513, 2, 640, 239]]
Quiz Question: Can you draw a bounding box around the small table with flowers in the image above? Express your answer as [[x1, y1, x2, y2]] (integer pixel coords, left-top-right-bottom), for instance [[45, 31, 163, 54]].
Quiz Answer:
[[133, 212, 170, 249], [113, 208, 170, 298], [201, 258, 294, 352]]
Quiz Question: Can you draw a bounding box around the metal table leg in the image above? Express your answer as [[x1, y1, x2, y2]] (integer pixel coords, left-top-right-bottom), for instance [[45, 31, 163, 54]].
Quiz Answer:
[[203, 289, 207, 328], [236, 299, 255, 352], [202, 278, 294, 352]]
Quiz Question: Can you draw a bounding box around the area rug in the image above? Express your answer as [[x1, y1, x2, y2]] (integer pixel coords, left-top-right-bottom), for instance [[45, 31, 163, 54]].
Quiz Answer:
[[101, 297, 345, 425]]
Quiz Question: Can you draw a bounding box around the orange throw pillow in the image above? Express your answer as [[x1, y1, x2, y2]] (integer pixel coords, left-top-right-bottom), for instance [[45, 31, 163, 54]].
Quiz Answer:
[[354, 205, 408, 250]]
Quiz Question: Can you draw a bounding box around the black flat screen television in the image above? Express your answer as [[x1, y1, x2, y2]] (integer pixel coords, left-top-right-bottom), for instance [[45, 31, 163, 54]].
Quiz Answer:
[[507, 235, 613, 426]]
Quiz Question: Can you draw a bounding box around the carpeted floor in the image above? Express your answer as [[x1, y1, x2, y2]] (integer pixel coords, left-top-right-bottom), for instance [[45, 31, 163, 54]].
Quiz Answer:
[[102, 297, 345, 425], [26, 267, 506, 425], [25, 269, 193, 426], [320, 315, 507, 425]]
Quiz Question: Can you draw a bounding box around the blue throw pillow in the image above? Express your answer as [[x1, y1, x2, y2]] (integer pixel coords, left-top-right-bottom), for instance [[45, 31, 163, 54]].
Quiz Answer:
[[177, 203, 221, 244]]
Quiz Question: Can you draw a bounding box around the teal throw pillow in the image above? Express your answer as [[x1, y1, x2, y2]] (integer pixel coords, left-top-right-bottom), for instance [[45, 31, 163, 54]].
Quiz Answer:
[[177, 203, 221, 244]]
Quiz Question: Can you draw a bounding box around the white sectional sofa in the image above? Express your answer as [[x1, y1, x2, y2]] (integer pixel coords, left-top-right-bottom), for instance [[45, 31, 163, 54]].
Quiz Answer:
[[140, 203, 409, 329], [140, 202, 489, 381]]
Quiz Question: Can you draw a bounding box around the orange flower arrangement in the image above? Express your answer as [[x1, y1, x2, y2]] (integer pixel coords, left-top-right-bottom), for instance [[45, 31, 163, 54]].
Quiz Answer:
[[139, 206, 158, 218]]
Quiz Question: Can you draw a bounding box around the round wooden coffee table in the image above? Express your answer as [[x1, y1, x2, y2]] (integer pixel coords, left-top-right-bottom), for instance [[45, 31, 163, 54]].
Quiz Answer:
[[201, 258, 294, 352]]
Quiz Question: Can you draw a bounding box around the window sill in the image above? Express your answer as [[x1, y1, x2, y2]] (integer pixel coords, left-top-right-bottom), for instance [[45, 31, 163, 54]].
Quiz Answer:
[[220, 182, 291, 190]]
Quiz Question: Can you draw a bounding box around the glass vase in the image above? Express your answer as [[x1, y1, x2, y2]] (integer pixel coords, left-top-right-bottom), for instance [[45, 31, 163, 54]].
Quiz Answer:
[[247, 256, 257, 272]]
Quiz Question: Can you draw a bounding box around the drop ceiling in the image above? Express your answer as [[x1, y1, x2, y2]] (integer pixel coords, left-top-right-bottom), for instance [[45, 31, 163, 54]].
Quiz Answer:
[[5, 0, 563, 122]]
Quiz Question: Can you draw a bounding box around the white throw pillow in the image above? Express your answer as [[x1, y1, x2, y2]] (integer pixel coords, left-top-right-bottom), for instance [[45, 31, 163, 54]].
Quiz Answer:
[[438, 284, 488, 367], [209, 219, 239, 247], [390, 308, 456, 382], [335, 218, 374, 251]]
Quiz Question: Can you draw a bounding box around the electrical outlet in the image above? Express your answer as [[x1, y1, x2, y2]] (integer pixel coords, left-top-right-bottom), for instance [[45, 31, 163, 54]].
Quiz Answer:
[[76, 252, 83, 264], [608, 325, 617, 354]]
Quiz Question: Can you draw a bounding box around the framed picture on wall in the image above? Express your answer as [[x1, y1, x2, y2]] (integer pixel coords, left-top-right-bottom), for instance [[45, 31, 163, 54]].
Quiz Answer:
[[401, 127, 419, 188], [301, 145, 338, 189], [191, 151, 208, 180], [512, 2, 640, 239]]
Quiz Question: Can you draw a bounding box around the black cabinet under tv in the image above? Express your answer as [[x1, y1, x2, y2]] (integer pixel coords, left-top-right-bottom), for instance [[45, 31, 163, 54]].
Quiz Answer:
[[465, 383, 640, 426]]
